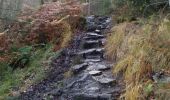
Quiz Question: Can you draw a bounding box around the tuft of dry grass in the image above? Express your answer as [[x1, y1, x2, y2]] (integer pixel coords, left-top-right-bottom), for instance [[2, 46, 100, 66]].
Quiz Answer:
[[64, 70, 73, 79], [105, 23, 126, 60], [121, 83, 143, 100], [106, 18, 170, 99], [59, 21, 72, 48]]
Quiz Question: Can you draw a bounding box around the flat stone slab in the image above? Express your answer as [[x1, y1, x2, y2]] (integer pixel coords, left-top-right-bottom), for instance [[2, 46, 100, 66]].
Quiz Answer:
[[72, 63, 88, 74], [77, 49, 95, 55], [78, 48, 104, 55], [95, 29, 101, 34], [83, 33, 105, 40], [83, 59, 101, 63], [89, 71, 102, 76], [85, 55, 102, 59], [92, 77, 116, 85], [85, 40, 100, 44], [86, 32, 104, 37], [86, 87, 100, 92], [87, 64, 110, 71]]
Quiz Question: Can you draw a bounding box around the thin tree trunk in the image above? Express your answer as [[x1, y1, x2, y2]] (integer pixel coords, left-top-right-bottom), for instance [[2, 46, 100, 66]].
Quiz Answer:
[[0, 0, 4, 17], [40, 0, 44, 5]]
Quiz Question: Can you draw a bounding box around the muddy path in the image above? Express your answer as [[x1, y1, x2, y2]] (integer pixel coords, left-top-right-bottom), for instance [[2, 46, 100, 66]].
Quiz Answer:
[[20, 16, 122, 100]]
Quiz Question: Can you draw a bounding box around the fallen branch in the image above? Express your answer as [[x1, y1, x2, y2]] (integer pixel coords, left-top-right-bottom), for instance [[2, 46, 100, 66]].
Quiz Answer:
[[51, 15, 70, 25]]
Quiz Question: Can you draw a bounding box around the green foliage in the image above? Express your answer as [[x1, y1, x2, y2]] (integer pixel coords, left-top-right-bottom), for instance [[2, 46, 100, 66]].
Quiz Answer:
[[128, 0, 151, 11], [112, 0, 165, 16], [18, 46, 32, 55], [0, 44, 61, 99], [10, 46, 33, 70], [144, 84, 153, 95]]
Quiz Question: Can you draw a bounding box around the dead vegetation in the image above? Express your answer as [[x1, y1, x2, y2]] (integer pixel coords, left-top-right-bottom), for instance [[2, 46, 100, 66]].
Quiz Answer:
[[0, 0, 85, 62], [106, 17, 170, 99], [0, 1, 86, 98]]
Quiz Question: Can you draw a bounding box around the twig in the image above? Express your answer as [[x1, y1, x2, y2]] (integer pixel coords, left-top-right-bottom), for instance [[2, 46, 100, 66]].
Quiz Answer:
[[51, 15, 70, 25]]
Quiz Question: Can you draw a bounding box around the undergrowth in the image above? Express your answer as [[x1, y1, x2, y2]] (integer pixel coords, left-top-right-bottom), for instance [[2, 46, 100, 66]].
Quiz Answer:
[[106, 17, 170, 100], [0, 44, 61, 99]]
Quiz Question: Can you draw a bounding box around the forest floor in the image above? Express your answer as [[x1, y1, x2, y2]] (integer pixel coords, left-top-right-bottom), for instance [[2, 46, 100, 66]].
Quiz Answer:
[[18, 16, 123, 100]]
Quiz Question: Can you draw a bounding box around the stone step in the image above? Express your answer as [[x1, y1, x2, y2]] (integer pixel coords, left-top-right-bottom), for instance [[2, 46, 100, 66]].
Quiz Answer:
[[95, 29, 102, 34], [85, 55, 103, 59], [83, 40, 103, 49], [83, 32, 105, 40], [92, 77, 116, 85], [78, 48, 104, 54], [77, 48, 104, 59], [83, 36, 105, 41], [87, 63, 110, 71], [83, 59, 101, 63], [97, 24, 106, 30], [71, 63, 88, 74], [73, 93, 112, 100], [86, 32, 104, 37], [89, 71, 102, 76]]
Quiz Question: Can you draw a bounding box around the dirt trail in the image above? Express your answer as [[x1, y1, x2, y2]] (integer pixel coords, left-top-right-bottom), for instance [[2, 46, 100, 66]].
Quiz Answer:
[[20, 16, 122, 100]]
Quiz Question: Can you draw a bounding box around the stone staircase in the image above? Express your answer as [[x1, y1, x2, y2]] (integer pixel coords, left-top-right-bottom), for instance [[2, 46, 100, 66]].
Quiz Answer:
[[59, 16, 121, 100]]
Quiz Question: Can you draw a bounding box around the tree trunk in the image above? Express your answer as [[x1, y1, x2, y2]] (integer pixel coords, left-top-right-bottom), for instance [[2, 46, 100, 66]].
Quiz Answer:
[[40, 0, 44, 5]]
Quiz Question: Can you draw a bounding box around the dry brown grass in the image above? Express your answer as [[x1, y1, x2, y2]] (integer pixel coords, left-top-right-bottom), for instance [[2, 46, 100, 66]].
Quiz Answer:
[[106, 18, 170, 99]]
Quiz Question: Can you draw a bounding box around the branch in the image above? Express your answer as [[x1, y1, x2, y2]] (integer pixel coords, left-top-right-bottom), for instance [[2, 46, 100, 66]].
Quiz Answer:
[[51, 15, 70, 25]]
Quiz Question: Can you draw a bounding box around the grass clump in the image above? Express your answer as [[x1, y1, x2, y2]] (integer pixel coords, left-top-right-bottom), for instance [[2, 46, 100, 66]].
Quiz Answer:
[[106, 17, 170, 99]]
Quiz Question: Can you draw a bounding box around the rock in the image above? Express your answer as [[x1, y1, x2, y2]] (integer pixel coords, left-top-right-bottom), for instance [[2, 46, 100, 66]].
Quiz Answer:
[[87, 64, 110, 71], [89, 71, 102, 76], [86, 15, 95, 22], [95, 29, 101, 34], [96, 48, 105, 52], [86, 32, 104, 37], [77, 48, 104, 58], [72, 63, 88, 74], [153, 73, 170, 83], [85, 55, 102, 59], [47, 89, 63, 96], [84, 59, 101, 63], [98, 64, 110, 71], [73, 93, 112, 100], [83, 36, 104, 40], [86, 87, 100, 92], [105, 18, 112, 24], [101, 39, 106, 45], [83, 33, 105, 40], [83, 40, 102, 49], [97, 25, 105, 30], [78, 48, 96, 54], [92, 77, 116, 85]]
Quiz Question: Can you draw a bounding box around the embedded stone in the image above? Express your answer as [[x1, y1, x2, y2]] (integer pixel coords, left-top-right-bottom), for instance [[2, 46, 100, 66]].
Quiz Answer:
[[72, 63, 88, 74], [89, 71, 102, 76], [84, 59, 101, 63], [92, 77, 116, 85]]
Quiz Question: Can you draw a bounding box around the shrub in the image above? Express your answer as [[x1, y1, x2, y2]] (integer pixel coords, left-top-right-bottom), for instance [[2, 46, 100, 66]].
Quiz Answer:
[[112, 0, 168, 17]]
